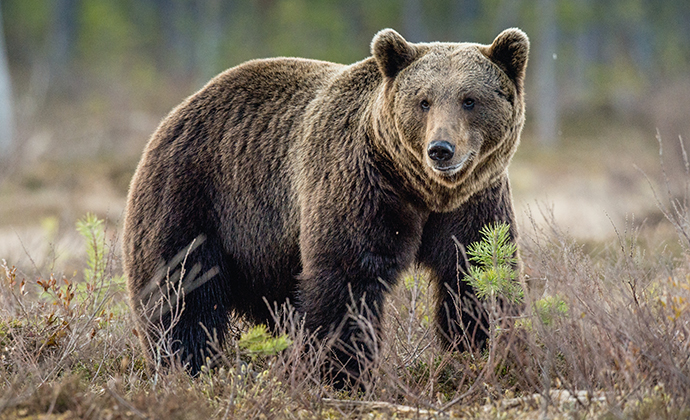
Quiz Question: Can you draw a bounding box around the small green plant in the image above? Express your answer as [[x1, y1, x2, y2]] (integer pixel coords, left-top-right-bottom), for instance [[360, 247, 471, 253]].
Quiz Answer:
[[463, 222, 523, 305], [75, 213, 126, 308], [534, 295, 569, 326], [515, 295, 569, 332], [462, 222, 522, 361], [75, 212, 108, 283], [238, 324, 292, 359], [32, 214, 126, 352]]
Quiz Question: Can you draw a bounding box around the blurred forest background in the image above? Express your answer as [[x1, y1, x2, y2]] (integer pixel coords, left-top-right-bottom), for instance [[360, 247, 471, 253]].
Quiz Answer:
[[0, 0, 689, 272]]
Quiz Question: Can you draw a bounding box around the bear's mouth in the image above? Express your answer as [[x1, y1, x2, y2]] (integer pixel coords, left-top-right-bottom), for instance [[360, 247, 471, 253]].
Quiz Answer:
[[430, 152, 473, 176]]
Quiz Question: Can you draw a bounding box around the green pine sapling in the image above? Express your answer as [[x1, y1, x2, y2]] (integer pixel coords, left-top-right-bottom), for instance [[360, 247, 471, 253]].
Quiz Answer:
[[463, 222, 523, 347]]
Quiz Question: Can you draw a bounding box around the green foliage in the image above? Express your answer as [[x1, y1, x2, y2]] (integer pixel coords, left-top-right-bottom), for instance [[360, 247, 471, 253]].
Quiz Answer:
[[238, 324, 292, 359], [534, 295, 569, 326], [86, 216, 129, 317], [463, 222, 523, 304], [75, 213, 107, 282], [73, 213, 126, 312], [8, 1, 690, 89], [516, 295, 570, 331], [402, 274, 432, 328], [402, 274, 415, 291]]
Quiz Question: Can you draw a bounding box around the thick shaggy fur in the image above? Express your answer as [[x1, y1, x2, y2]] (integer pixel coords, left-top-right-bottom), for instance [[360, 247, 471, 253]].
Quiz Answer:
[[123, 28, 529, 379]]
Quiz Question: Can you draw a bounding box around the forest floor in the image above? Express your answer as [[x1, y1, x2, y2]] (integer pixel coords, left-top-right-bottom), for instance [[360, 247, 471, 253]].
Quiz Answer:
[[1, 120, 689, 419]]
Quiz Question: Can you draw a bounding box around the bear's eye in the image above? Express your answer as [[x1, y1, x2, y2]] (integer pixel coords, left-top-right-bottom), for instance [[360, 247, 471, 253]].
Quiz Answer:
[[462, 98, 476, 110], [420, 100, 430, 111]]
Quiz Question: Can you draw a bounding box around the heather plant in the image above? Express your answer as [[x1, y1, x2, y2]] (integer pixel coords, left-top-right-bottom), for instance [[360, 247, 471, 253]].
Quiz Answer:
[[1, 214, 125, 367]]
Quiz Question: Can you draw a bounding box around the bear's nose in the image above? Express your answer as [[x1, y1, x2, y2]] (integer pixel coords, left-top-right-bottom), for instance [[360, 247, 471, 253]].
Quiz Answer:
[[427, 141, 455, 162]]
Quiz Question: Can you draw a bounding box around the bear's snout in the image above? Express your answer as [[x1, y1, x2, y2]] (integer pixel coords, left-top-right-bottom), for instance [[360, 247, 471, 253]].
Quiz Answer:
[[426, 139, 474, 177], [427, 141, 455, 162]]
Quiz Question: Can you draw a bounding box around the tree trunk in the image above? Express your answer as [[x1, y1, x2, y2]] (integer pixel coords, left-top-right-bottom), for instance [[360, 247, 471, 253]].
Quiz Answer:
[[534, 0, 559, 146], [49, 0, 78, 91], [402, 0, 426, 42], [0, 2, 14, 162]]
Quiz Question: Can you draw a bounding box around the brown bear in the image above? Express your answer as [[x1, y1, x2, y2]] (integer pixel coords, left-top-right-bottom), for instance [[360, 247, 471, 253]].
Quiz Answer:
[[123, 28, 529, 381]]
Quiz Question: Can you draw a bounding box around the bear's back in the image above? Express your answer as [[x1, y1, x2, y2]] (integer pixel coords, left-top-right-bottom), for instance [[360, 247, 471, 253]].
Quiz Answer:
[[124, 58, 344, 291], [143, 57, 344, 160]]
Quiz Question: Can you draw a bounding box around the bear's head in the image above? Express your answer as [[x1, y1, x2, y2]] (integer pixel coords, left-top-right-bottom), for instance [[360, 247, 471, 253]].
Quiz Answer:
[[371, 28, 529, 207]]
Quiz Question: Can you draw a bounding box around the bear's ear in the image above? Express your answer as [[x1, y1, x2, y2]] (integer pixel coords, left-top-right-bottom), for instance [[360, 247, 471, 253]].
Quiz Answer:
[[371, 29, 418, 79], [482, 28, 530, 94]]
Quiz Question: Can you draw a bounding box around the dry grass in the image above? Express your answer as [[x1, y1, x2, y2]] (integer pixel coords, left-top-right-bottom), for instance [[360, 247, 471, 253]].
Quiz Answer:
[[2, 147, 690, 419]]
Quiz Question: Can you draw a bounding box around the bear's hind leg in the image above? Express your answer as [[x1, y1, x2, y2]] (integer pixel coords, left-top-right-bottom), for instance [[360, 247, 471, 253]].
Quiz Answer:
[[142, 234, 235, 375], [170, 276, 232, 373]]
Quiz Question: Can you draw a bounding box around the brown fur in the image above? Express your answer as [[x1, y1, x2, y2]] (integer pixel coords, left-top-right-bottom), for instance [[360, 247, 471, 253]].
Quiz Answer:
[[123, 28, 529, 380]]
